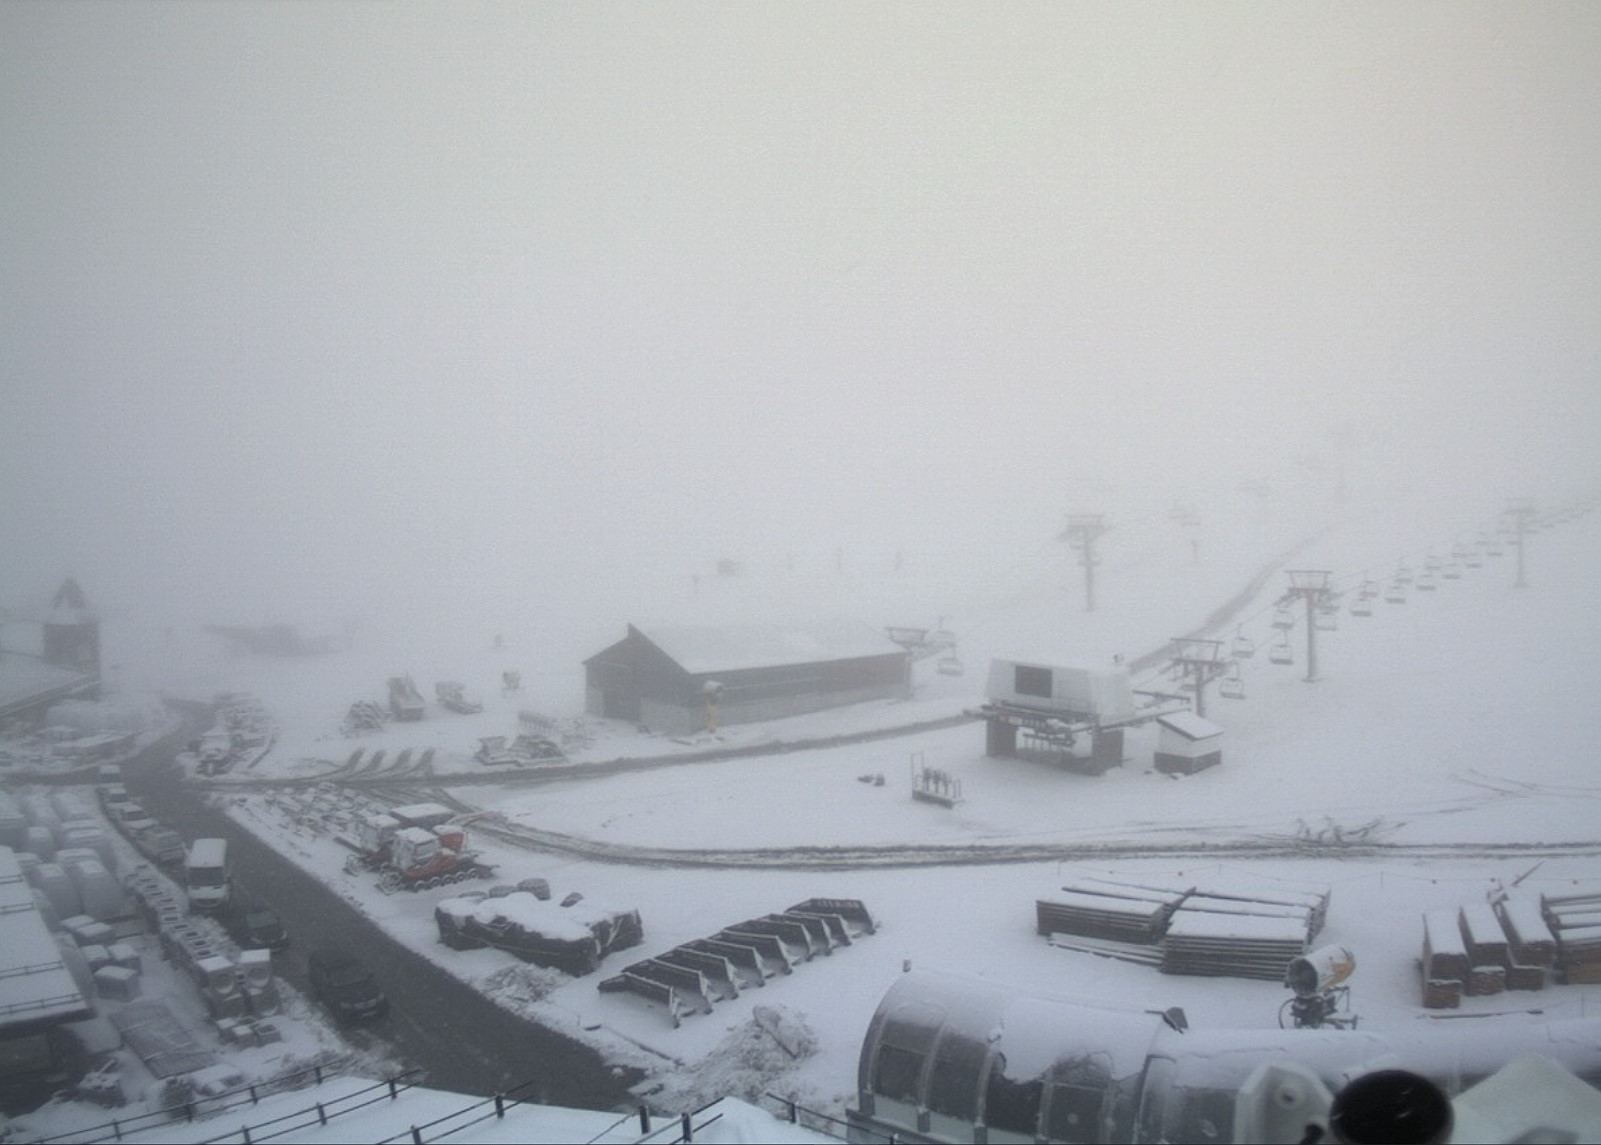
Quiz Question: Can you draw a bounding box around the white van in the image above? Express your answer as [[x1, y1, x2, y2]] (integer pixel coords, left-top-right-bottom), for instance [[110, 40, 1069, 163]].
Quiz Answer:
[[185, 837, 230, 912]]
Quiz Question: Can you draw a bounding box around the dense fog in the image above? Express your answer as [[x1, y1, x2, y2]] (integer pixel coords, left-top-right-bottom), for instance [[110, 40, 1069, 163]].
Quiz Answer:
[[4, 4, 1599, 647]]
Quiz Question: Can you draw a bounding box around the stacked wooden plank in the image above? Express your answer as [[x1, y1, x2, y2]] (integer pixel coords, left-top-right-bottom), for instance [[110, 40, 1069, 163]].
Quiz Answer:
[[1494, 895, 1555, 991], [1172, 873, 1331, 941], [1419, 909, 1466, 1009], [1039, 873, 1330, 982], [1542, 884, 1601, 985], [1458, 903, 1508, 996], [1035, 888, 1175, 944], [1160, 908, 1311, 980]]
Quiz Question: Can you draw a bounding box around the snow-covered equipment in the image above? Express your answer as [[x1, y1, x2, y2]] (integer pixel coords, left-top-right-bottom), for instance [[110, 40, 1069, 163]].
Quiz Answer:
[[341, 802, 494, 892], [341, 700, 387, 736], [435, 681, 483, 714], [387, 675, 426, 721], [197, 730, 233, 775], [435, 889, 642, 976], [1282, 943, 1358, 1029]]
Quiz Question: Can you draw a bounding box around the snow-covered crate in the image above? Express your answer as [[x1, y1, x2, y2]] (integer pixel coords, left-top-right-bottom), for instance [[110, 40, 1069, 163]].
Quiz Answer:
[[1457, 903, 1509, 967], [1422, 909, 1469, 982], [1495, 897, 1556, 967]]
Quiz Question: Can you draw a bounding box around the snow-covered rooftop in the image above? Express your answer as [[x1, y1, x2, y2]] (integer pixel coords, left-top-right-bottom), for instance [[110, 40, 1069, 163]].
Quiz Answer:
[[630, 618, 904, 675]]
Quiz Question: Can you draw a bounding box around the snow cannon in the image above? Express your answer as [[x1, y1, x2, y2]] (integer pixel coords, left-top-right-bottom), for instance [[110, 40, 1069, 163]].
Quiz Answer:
[[1287, 944, 1356, 997], [1282, 944, 1358, 1030]]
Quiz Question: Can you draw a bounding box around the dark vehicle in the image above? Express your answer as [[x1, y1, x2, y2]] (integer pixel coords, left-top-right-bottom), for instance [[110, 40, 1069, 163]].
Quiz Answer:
[[227, 900, 288, 952], [307, 948, 387, 1022]]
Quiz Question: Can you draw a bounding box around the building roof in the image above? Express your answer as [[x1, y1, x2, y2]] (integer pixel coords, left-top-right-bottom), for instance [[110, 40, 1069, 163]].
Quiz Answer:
[[0, 846, 93, 1033], [631, 619, 905, 676], [1156, 711, 1224, 741]]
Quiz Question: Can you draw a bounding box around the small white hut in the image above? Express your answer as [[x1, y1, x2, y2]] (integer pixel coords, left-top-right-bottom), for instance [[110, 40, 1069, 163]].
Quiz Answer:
[[1154, 711, 1223, 775]]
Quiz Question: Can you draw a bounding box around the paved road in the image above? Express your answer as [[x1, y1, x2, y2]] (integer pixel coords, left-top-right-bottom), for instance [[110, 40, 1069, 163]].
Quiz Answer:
[[122, 725, 639, 1108]]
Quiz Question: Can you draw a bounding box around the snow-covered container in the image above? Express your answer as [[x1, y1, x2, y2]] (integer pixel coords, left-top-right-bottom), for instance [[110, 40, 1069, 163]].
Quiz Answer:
[[63, 856, 128, 921], [985, 659, 1136, 723], [23, 824, 56, 861], [50, 790, 97, 827], [0, 791, 27, 849], [59, 826, 116, 873], [434, 890, 643, 976], [29, 861, 82, 919]]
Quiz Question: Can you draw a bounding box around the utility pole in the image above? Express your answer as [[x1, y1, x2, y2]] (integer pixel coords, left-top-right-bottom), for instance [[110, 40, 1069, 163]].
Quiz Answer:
[[1282, 570, 1334, 683], [1504, 499, 1537, 589], [1059, 514, 1107, 612], [1168, 637, 1229, 718]]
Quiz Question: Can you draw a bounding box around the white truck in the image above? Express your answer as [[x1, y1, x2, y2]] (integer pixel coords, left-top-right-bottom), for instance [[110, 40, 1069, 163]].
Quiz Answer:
[[185, 837, 231, 912]]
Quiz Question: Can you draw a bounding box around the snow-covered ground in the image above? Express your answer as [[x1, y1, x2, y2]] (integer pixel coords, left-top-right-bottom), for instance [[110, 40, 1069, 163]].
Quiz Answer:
[[18, 485, 1601, 1136]]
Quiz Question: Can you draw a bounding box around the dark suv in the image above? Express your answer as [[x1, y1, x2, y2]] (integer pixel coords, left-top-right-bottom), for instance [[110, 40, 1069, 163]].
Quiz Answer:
[[307, 949, 387, 1022], [227, 900, 288, 952]]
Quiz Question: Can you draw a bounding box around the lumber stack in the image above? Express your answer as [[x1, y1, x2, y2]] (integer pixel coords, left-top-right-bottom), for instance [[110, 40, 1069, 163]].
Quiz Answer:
[[1160, 908, 1311, 981], [1543, 883, 1601, 985], [1458, 903, 1509, 996], [1419, 910, 1466, 1009], [1035, 888, 1174, 944]]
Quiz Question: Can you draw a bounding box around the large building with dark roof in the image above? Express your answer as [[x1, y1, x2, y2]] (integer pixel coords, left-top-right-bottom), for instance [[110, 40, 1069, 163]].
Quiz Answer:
[[584, 619, 909, 735]]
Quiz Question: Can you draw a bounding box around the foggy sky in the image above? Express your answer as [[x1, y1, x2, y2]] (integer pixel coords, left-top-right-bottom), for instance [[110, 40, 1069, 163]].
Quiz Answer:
[[4, 3, 1599, 634]]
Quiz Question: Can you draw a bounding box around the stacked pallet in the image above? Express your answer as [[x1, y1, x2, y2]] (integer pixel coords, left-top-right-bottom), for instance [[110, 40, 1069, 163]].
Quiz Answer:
[[1038, 873, 1330, 982], [1542, 884, 1601, 984], [1494, 895, 1555, 991], [1458, 903, 1508, 996], [1161, 909, 1311, 980], [1419, 909, 1467, 1009], [1035, 888, 1175, 944]]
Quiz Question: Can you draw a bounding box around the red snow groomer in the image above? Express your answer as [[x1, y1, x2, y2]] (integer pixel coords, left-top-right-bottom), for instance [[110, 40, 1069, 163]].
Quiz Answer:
[[341, 802, 495, 893]]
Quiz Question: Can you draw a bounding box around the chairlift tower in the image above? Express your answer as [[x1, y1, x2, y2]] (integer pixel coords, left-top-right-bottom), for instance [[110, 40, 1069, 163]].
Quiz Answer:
[[1058, 513, 1107, 612], [1282, 570, 1334, 683], [1167, 637, 1230, 719], [1504, 498, 1537, 589]]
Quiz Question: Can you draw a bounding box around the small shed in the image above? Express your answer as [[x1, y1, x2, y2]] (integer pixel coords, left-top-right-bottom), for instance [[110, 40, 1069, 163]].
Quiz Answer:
[[1153, 711, 1223, 775], [584, 620, 908, 735]]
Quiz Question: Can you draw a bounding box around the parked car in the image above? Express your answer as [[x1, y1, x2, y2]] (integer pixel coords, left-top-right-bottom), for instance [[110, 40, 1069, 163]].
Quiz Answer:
[[307, 948, 387, 1022], [226, 899, 288, 952], [132, 823, 186, 866]]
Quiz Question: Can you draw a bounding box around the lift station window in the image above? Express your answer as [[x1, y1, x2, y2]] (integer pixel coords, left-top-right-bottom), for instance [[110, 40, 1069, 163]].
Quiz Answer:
[[1015, 664, 1053, 699]]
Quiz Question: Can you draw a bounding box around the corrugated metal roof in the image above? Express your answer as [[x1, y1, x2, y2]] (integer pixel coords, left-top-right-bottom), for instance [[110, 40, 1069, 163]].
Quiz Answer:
[[0, 847, 92, 1031], [635, 619, 904, 675]]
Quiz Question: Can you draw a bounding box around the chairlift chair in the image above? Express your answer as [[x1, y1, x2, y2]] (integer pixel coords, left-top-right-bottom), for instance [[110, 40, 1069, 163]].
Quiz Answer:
[[1219, 667, 1246, 700], [1415, 572, 1437, 591], [1424, 554, 1442, 571], [1393, 563, 1413, 585], [1384, 582, 1407, 604], [1441, 562, 1462, 580], [1350, 595, 1373, 617], [1272, 607, 1295, 631], [1231, 633, 1256, 659], [1314, 607, 1338, 632], [1268, 636, 1294, 666]]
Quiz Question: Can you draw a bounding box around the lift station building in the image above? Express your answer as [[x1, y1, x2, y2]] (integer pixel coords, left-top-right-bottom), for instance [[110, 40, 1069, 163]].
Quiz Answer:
[[584, 619, 909, 735], [979, 658, 1139, 773]]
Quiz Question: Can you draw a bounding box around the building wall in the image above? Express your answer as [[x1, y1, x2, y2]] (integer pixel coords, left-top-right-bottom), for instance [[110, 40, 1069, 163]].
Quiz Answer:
[[586, 627, 907, 734]]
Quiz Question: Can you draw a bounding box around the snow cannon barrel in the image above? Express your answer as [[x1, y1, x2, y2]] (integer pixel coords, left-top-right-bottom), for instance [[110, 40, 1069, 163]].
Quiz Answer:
[[1287, 944, 1355, 997]]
